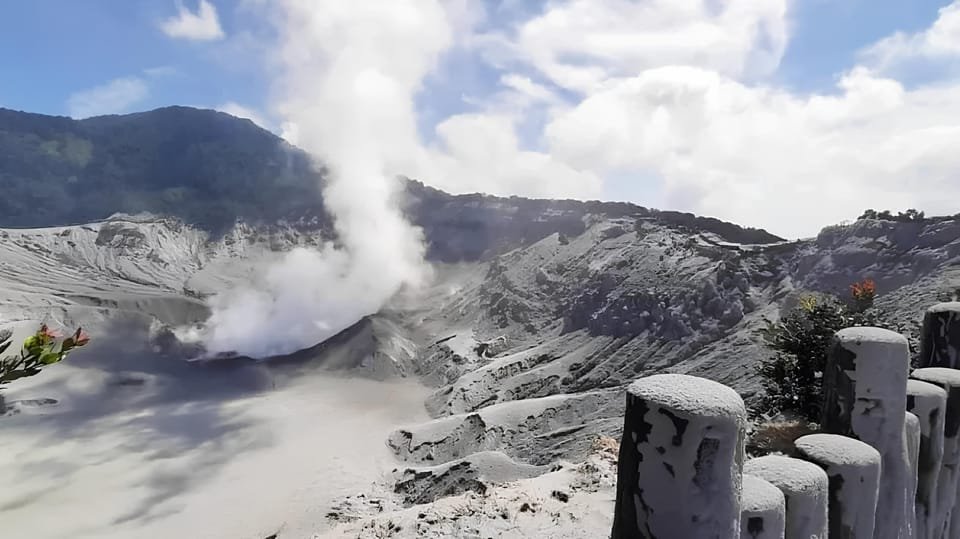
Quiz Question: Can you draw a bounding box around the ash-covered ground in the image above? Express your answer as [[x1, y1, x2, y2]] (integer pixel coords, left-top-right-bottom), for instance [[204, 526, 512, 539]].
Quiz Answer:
[[2, 204, 959, 538]]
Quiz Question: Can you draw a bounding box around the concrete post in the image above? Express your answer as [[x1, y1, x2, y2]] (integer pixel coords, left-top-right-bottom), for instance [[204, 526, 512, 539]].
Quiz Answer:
[[794, 433, 881, 538], [911, 367, 960, 539], [906, 379, 947, 539], [821, 326, 911, 539], [744, 455, 828, 539], [918, 302, 960, 369], [612, 373, 747, 539], [906, 411, 920, 539], [741, 474, 786, 539]]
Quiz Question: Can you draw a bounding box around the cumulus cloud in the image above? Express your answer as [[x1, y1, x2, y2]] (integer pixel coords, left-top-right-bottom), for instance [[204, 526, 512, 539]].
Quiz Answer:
[[160, 0, 225, 41], [418, 112, 602, 199], [485, 0, 789, 93], [544, 65, 960, 237], [861, 1, 960, 71], [67, 77, 149, 119]]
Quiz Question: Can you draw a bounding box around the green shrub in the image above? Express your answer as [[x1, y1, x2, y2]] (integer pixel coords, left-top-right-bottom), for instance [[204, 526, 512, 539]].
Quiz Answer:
[[755, 279, 906, 422], [0, 324, 89, 387]]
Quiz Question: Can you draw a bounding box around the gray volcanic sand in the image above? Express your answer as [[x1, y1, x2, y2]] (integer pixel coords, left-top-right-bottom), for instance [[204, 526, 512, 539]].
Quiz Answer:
[[0, 335, 430, 539]]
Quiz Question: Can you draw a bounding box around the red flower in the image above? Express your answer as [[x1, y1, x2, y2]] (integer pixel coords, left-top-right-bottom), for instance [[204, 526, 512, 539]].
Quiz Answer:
[[74, 328, 90, 346], [39, 324, 61, 339]]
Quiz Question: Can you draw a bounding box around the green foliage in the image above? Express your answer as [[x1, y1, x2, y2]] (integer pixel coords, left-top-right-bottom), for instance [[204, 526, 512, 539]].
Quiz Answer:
[[756, 280, 907, 422], [0, 106, 328, 233], [858, 208, 926, 223], [0, 324, 89, 388]]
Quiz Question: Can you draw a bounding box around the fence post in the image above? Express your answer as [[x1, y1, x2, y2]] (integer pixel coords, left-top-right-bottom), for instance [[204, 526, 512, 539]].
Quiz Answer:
[[744, 455, 828, 539], [741, 474, 786, 539], [611, 373, 746, 539], [912, 368, 960, 538], [918, 302, 960, 369], [906, 379, 947, 539], [794, 433, 881, 538], [821, 327, 911, 539]]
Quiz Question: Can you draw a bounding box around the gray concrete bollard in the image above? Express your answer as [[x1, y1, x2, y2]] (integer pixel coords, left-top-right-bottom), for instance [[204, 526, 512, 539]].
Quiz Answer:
[[906, 411, 921, 539], [744, 455, 828, 539], [794, 433, 881, 538], [821, 326, 911, 539], [911, 367, 960, 539], [918, 302, 960, 369], [611, 373, 747, 539], [906, 379, 947, 539], [741, 474, 786, 539]]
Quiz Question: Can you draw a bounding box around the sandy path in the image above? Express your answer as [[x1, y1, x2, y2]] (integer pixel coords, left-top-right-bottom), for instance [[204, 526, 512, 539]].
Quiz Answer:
[[0, 367, 429, 539]]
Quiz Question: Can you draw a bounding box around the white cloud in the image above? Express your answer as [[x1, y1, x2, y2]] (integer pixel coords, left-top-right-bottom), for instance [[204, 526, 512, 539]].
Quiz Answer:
[[419, 112, 601, 199], [488, 0, 789, 94], [67, 77, 149, 119], [544, 65, 960, 238], [498, 73, 562, 107], [160, 0, 225, 41], [861, 1, 960, 71], [144, 65, 179, 78], [216, 101, 271, 129]]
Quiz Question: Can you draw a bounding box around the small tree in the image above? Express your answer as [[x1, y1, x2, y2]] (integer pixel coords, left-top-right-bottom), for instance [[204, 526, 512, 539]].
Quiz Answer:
[[1, 324, 89, 388], [756, 279, 903, 422]]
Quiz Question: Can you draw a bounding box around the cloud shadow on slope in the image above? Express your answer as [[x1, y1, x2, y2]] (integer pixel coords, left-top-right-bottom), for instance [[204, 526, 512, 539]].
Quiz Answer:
[[0, 315, 280, 532]]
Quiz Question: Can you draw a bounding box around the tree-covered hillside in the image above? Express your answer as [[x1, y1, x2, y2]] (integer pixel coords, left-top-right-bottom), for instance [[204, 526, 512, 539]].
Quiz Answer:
[[0, 106, 328, 231]]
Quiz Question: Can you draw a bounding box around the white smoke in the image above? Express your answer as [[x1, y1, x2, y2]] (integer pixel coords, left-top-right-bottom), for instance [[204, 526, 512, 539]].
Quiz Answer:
[[199, 0, 455, 358]]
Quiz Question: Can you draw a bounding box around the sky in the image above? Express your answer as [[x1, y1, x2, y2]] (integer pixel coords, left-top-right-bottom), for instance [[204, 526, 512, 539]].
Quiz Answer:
[[2, 0, 959, 239]]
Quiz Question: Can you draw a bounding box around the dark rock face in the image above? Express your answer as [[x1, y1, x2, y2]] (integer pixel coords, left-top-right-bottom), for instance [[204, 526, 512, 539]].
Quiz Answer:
[[402, 180, 783, 263], [394, 461, 490, 505], [95, 222, 147, 249]]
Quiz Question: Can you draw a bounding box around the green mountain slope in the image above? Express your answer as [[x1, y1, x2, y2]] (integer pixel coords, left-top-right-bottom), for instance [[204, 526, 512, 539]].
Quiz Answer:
[[0, 106, 327, 231]]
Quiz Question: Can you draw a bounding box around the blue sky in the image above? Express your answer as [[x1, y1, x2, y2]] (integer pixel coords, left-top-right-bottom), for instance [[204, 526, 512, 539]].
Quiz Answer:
[[0, 1, 269, 118], [2, 0, 960, 238], [0, 1, 948, 122]]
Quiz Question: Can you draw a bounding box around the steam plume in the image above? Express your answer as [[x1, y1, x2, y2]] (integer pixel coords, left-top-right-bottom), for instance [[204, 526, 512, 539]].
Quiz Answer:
[[200, 0, 454, 358]]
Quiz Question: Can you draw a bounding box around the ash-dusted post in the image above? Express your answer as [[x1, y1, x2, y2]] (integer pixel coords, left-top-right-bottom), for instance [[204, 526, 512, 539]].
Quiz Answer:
[[744, 455, 828, 539], [918, 302, 960, 369], [821, 326, 911, 539], [740, 474, 786, 539], [794, 433, 881, 538], [611, 374, 747, 539], [911, 368, 960, 539], [906, 379, 947, 539], [905, 411, 921, 538]]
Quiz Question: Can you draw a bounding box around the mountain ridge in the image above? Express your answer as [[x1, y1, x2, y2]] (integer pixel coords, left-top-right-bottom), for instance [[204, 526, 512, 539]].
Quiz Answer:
[[1, 105, 783, 249]]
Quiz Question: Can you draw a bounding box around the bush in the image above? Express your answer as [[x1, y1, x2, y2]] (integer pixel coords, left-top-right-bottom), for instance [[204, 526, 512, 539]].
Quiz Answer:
[[755, 279, 907, 422], [0, 324, 89, 388], [858, 208, 926, 222]]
